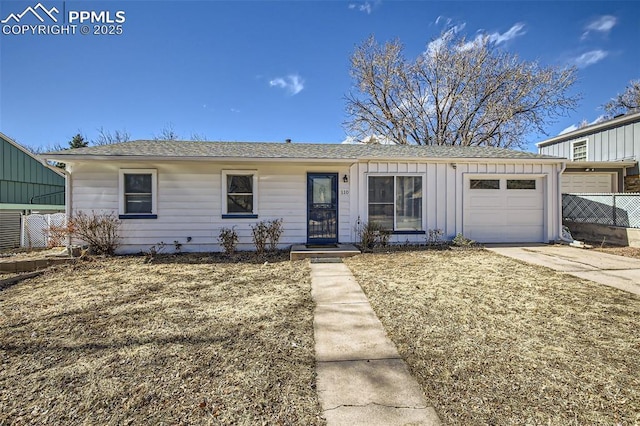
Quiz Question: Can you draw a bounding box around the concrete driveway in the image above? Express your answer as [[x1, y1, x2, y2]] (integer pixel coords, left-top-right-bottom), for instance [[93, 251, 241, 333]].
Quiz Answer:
[[486, 244, 640, 296]]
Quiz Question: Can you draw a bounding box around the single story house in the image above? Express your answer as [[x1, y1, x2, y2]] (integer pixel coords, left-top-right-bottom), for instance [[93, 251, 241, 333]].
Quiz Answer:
[[0, 132, 65, 249], [537, 111, 640, 193], [44, 141, 565, 253]]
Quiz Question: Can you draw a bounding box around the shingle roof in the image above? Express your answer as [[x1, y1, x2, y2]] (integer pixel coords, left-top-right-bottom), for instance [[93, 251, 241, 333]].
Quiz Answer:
[[45, 140, 561, 161]]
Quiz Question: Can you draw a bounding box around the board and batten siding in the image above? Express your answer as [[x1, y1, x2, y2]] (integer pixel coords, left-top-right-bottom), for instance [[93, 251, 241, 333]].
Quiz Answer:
[[538, 121, 640, 163], [0, 136, 65, 205], [69, 161, 351, 253], [350, 160, 562, 244]]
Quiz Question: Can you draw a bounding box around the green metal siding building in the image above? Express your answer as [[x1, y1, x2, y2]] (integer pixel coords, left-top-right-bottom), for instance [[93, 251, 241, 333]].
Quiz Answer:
[[0, 132, 65, 249]]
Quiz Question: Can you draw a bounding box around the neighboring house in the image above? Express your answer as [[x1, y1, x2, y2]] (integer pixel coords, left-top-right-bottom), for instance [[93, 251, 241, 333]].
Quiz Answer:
[[0, 132, 66, 249], [44, 140, 565, 253], [537, 111, 640, 193]]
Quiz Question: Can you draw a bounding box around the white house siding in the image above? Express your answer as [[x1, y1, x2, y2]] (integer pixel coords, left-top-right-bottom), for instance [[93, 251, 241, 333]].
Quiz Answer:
[[351, 160, 562, 244], [69, 161, 352, 253]]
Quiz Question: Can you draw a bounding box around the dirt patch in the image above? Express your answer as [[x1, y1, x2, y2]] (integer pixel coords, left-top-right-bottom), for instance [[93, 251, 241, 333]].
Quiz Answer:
[[0, 253, 324, 425], [594, 245, 640, 260], [345, 249, 640, 425]]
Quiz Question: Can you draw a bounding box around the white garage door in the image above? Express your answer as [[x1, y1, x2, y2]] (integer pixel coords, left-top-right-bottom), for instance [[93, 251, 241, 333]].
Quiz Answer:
[[463, 177, 544, 243], [561, 173, 614, 193]]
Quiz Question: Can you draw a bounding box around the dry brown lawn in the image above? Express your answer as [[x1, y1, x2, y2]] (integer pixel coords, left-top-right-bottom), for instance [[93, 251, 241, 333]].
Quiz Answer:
[[0, 254, 324, 425], [345, 249, 640, 426], [595, 245, 640, 260]]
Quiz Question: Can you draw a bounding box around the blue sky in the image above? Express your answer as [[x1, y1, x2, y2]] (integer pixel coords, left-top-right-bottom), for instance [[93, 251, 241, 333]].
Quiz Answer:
[[1, 0, 638, 152]]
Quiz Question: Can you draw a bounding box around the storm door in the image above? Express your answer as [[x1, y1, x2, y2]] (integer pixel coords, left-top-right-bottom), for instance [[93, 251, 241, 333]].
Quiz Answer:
[[307, 173, 338, 244]]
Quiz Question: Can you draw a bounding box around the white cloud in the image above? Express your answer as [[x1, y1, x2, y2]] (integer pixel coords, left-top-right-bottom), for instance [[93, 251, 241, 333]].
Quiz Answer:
[[488, 22, 526, 45], [582, 15, 617, 39], [348, 1, 380, 14], [559, 124, 578, 135], [269, 74, 305, 95], [558, 115, 608, 135], [426, 23, 466, 56], [458, 23, 526, 51], [572, 49, 609, 68], [434, 15, 454, 27], [341, 135, 395, 144]]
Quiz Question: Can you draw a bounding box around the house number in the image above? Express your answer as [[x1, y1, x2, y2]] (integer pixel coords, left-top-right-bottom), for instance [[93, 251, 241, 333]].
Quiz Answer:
[[341, 189, 349, 195]]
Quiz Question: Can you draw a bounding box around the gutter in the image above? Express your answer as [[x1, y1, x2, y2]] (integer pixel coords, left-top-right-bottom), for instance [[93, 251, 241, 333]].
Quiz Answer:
[[42, 154, 566, 165]]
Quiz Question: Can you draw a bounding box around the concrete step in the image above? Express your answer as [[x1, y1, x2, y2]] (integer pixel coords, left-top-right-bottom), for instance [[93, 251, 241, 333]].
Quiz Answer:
[[290, 244, 360, 260]]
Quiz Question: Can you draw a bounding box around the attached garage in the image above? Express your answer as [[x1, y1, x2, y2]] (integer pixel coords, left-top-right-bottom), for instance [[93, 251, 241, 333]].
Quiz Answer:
[[561, 173, 615, 193], [463, 176, 545, 243]]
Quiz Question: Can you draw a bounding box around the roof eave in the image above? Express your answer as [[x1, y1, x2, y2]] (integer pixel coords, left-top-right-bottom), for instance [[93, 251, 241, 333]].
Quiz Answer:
[[43, 154, 565, 164], [537, 111, 640, 148], [0, 131, 66, 178], [41, 154, 358, 163]]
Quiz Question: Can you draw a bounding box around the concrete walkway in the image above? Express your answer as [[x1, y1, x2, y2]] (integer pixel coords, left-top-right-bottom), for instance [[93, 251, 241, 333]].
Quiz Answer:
[[310, 260, 441, 426], [487, 244, 640, 296]]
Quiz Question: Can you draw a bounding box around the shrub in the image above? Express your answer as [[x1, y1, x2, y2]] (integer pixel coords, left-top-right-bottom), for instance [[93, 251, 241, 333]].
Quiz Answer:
[[427, 229, 445, 246], [145, 241, 167, 263], [266, 218, 284, 251], [250, 221, 269, 255], [218, 227, 239, 255], [356, 221, 390, 252], [49, 211, 122, 255], [452, 233, 476, 247]]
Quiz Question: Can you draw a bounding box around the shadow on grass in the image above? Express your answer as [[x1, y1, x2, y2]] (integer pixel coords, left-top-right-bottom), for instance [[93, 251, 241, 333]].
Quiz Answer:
[[139, 250, 292, 265]]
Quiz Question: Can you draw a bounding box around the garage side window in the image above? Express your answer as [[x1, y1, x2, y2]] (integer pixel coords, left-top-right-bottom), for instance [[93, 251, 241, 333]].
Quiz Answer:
[[470, 179, 500, 189], [368, 176, 422, 231], [119, 169, 158, 219]]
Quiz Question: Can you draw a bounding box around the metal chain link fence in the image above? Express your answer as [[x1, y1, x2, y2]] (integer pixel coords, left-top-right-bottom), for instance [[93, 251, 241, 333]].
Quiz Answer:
[[563, 193, 640, 228], [21, 213, 67, 248]]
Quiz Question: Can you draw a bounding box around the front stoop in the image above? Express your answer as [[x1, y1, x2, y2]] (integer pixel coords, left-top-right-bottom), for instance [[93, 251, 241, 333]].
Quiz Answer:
[[290, 244, 360, 261]]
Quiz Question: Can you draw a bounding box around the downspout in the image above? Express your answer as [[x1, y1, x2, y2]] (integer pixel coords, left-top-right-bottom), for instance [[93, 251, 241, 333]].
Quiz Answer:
[[40, 158, 72, 246], [557, 161, 571, 243]]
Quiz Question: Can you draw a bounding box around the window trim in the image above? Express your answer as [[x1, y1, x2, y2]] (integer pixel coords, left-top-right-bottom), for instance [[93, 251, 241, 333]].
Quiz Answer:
[[222, 170, 259, 218], [571, 139, 588, 162], [366, 174, 424, 232], [118, 169, 158, 219]]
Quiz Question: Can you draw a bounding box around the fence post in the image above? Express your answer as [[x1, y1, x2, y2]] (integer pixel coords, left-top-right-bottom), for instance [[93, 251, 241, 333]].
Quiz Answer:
[[612, 194, 617, 227]]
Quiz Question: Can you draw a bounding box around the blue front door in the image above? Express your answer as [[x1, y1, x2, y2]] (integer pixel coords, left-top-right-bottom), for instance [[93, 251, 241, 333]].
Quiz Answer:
[[307, 173, 338, 244]]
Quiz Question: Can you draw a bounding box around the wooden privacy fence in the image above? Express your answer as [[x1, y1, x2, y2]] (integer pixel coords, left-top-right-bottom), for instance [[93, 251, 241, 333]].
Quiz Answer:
[[563, 193, 640, 228], [21, 213, 67, 248]]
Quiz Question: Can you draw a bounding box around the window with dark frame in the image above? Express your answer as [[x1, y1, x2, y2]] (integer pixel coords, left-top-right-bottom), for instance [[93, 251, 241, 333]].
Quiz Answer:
[[507, 179, 536, 190], [470, 179, 500, 189], [124, 173, 152, 214], [368, 176, 422, 231]]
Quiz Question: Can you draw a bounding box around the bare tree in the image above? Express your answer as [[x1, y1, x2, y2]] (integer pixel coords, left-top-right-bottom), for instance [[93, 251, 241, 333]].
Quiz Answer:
[[603, 80, 640, 117], [190, 132, 208, 141], [93, 127, 131, 145], [345, 32, 579, 148], [153, 123, 179, 141]]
